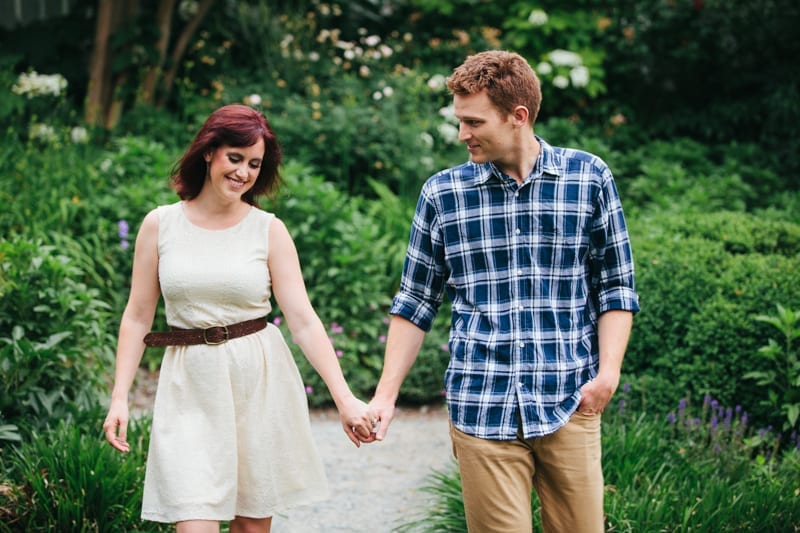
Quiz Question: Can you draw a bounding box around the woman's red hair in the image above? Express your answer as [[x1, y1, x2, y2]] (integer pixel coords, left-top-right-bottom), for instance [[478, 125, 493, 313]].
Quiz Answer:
[[172, 104, 283, 205]]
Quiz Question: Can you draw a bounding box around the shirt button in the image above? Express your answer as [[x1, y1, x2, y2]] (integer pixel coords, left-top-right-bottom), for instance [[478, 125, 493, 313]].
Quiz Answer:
[[515, 228, 521, 235], [517, 269, 523, 275], [515, 191, 520, 197], [518, 305, 524, 311], [519, 342, 525, 348]]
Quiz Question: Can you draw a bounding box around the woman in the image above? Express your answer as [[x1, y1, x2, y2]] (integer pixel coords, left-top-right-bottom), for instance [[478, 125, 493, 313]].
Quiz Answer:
[[103, 104, 375, 532]]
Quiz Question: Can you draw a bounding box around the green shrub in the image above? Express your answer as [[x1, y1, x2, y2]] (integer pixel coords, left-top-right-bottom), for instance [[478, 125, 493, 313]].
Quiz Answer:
[[625, 211, 800, 428], [0, 236, 115, 443]]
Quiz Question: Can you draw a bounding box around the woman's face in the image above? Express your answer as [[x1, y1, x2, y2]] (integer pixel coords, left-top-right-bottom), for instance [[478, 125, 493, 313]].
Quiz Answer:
[[204, 139, 265, 201]]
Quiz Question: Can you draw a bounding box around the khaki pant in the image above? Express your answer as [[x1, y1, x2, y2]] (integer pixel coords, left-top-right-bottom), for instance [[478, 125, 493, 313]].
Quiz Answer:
[[450, 412, 604, 533]]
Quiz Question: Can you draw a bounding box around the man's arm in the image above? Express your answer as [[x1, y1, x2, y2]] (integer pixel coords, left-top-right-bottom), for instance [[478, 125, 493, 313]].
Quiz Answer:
[[369, 316, 427, 441], [577, 309, 633, 415]]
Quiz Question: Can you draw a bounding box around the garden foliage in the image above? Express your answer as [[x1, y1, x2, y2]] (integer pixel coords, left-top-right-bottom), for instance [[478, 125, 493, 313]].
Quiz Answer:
[[0, 0, 798, 528]]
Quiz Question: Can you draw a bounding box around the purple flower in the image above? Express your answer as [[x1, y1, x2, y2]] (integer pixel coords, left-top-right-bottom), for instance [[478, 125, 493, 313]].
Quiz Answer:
[[305, 385, 313, 394], [118, 219, 129, 239], [667, 412, 676, 424], [622, 382, 631, 394], [379, 335, 386, 343], [335, 349, 343, 358], [120, 239, 130, 249], [272, 317, 282, 326], [441, 344, 449, 352], [329, 322, 344, 334]]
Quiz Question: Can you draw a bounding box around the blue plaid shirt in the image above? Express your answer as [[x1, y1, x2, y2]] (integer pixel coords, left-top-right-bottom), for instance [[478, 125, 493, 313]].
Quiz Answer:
[[390, 137, 640, 440]]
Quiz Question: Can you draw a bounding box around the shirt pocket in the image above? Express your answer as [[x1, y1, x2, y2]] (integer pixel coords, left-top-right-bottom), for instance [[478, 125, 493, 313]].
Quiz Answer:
[[534, 210, 592, 269]]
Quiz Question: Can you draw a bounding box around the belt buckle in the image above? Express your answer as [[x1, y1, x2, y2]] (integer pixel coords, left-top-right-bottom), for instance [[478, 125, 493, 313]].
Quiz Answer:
[[203, 325, 229, 345]]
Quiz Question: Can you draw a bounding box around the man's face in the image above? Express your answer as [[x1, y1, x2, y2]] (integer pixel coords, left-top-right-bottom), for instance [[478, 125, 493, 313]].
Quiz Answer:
[[453, 90, 515, 166]]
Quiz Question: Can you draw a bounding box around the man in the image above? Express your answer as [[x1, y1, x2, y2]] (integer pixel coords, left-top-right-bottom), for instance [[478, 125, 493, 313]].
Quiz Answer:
[[369, 50, 640, 532]]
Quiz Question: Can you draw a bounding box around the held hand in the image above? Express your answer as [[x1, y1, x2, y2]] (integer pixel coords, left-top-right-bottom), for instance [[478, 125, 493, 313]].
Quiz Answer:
[[103, 400, 131, 453], [577, 372, 619, 416], [338, 396, 379, 447], [367, 398, 397, 442]]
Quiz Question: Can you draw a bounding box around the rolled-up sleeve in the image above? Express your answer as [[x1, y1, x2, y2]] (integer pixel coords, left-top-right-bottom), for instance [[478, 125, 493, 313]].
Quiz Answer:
[[591, 168, 640, 314], [389, 187, 447, 331]]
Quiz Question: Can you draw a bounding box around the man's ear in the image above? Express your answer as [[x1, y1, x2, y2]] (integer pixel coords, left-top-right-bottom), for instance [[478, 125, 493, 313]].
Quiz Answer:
[[512, 105, 530, 127]]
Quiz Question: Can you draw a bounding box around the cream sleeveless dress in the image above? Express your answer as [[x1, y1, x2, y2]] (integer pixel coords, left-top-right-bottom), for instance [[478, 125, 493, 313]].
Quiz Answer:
[[141, 201, 329, 523]]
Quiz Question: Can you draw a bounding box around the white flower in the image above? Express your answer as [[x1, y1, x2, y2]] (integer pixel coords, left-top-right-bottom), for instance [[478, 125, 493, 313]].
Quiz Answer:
[[438, 104, 455, 120], [308, 51, 320, 62], [536, 62, 553, 76], [379, 44, 393, 58], [528, 9, 548, 27], [178, 0, 198, 20], [12, 71, 68, 99], [548, 49, 583, 67], [344, 49, 355, 60], [427, 74, 447, 92], [552, 75, 570, 89], [569, 66, 590, 88], [372, 91, 383, 101], [419, 132, 434, 148], [29, 123, 57, 142], [243, 93, 262, 106], [280, 34, 294, 49], [437, 122, 459, 144], [70, 126, 88, 144], [359, 65, 370, 77], [364, 35, 381, 47], [382, 86, 394, 97]]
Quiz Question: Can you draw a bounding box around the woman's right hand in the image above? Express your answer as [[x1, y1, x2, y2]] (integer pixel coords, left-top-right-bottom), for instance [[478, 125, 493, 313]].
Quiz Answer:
[[103, 399, 131, 453]]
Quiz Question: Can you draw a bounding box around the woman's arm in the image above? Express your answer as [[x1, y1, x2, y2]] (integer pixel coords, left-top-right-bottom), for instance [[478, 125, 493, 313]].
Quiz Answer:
[[268, 217, 374, 446], [103, 209, 162, 452]]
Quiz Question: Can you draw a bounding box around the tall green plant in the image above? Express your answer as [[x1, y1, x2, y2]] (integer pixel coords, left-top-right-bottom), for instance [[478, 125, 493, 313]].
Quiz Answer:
[[0, 412, 167, 532], [744, 305, 800, 434]]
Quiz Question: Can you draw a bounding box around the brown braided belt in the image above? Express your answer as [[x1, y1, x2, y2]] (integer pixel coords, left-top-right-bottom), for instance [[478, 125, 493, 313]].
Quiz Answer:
[[143, 316, 269, 347]]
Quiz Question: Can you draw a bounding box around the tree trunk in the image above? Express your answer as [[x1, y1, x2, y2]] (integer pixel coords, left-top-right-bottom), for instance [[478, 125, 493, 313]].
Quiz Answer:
[[138, 0, 177, 105], [84, 0, 115, 126], [105, 0, 139, 129], [157, 0, 216, 108]]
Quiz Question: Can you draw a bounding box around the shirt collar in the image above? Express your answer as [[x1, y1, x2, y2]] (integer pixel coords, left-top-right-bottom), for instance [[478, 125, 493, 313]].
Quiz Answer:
[[461, 135, 564, 187]]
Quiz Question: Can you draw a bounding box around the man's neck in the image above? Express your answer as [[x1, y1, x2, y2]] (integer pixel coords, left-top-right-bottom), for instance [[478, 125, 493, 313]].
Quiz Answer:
[[499, 135, 540, 184]]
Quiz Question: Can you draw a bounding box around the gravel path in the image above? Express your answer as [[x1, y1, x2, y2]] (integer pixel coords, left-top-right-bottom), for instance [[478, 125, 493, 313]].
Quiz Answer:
[[273, 406, 453, 533], [131, 370, 455, 532]]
